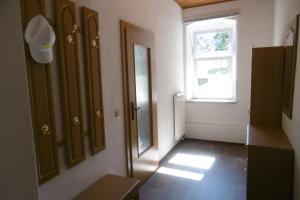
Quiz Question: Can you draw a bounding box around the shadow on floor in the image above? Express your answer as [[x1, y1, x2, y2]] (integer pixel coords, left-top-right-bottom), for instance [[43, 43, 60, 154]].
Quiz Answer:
[[140, 139, 247, 200]]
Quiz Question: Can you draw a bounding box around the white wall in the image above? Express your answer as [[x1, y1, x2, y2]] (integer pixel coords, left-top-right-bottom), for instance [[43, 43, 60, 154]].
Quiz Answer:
[[37, 0, 184, 199], [0, 1, 39, 200], [183, 0, 275, 143], [273, 0, 300, 199]]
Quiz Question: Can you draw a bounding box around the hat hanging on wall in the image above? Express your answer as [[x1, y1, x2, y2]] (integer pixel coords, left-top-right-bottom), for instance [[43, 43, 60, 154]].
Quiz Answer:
[[25, 15, 55, 64]]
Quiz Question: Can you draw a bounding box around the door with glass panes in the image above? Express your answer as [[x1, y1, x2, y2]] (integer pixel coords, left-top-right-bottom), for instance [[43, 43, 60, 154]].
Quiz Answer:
[[121, 21, 158, 182]]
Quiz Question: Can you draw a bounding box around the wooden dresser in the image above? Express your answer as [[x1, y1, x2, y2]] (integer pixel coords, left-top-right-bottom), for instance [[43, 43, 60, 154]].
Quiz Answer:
[[246, 125, 294, 200]]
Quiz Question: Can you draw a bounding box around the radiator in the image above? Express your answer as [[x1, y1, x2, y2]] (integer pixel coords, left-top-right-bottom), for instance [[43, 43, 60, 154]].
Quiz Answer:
[[173, 93, 186, 141]]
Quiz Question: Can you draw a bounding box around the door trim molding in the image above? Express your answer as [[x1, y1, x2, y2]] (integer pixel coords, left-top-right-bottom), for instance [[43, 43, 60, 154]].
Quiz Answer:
[[120, 20, 133, 177]]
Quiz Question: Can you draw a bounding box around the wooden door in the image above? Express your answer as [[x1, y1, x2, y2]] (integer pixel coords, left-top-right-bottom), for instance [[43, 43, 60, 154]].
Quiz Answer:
[[20, 0, 59, 184], [55, 0, 85, 168], [121, 21, 159, 181], [82, 7, 106, 154]]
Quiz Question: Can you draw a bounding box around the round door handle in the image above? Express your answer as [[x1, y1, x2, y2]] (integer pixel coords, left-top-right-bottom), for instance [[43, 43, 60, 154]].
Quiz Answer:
[[72, 116, 80, 126], [41, 124, 51, 136]]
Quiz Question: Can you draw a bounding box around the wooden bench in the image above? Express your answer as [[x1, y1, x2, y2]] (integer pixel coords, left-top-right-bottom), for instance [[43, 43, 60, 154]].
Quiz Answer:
[[74, 174, 140, 200]]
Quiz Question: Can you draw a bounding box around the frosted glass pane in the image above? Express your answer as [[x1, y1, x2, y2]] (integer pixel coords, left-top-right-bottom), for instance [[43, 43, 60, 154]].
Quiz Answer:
[[134, 44, 152, 155]]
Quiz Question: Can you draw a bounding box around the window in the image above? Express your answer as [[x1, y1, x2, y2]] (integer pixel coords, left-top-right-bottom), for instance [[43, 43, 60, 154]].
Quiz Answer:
[[185, 17, 237, 102]]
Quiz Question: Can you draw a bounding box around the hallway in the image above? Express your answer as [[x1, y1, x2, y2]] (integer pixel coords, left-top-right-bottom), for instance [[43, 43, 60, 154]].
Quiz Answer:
[[140, 140, 247, 200]]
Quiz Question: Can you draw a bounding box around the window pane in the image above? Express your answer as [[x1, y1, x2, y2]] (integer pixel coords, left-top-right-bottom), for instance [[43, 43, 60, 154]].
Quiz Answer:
[[194, 59, 234, 99], [193, 30, 231, 58]]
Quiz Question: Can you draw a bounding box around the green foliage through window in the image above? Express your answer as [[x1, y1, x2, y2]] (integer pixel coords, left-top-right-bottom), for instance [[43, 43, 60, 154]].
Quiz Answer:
[[213, 32, 229, 51], [195, 31, 230, 53], [198, 78, 208, 86], [208, 67, 228, 74]]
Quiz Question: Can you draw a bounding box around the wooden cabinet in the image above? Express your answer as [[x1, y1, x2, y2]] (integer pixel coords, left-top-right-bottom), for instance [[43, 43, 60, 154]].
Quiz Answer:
[[55, 0, 85, 168], [20, 0, 59, 184], [82, 7, 106, 154], [246, 125, 294, 200], [250, 47, 285, 126], [248, 47, 294, 200]]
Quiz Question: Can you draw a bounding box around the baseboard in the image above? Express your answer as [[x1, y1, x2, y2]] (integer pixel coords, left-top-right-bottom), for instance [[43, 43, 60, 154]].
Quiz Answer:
[[184, 137, 245, 146], [186, 121, 247, 144]]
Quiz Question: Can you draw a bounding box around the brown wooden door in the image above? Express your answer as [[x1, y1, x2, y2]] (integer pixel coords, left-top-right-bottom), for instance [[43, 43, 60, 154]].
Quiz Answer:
[[82, 7, 106, 154], [20, 0, 59, 184], [55, 0, 85, 168], [121, 21, 159, 182]]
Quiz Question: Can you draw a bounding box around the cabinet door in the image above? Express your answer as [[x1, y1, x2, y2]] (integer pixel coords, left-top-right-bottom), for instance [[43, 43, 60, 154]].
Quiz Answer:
[[82, 7, 106, 154], [55, 0, 85, 167], [250, 47, 284, 126], [20, 0, 59, 184]]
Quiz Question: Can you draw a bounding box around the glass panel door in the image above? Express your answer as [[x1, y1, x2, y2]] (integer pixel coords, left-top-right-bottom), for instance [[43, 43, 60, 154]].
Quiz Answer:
[[134, 44, 152, 155]]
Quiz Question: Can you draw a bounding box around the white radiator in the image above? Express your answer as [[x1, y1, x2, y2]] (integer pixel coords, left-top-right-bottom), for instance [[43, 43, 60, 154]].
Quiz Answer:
[[173, 93, 186, 141]]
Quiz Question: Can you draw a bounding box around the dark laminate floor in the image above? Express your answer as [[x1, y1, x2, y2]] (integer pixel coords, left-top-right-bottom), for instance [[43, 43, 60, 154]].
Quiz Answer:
[[140, 140, 247, 200]]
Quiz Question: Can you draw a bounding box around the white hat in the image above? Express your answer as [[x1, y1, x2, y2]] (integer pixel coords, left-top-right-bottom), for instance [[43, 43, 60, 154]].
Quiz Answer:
[[25, 15, 55, 64]]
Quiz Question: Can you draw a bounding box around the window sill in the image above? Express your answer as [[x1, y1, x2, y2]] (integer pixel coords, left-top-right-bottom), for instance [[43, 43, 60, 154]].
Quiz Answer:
[[186, 98, 237, 103]]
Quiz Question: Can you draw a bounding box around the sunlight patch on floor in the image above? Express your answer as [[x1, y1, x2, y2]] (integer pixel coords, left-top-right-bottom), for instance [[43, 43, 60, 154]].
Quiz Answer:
[[156, 167, 204, 181], [168, 153, 215, 170]]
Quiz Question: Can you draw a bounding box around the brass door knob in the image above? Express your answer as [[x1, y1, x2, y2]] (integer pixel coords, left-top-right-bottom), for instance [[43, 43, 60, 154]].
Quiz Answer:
[[66, 24, 80, 45], [96, 110, 102, 119], [96, 30, 100, 39], [41, 125, 51, 136], [72, 24, 80, 34], [91, 39, 98, 48], [73, 116, 80, 126], [66, 34, 75, 45], [91, 30, 100, 48]]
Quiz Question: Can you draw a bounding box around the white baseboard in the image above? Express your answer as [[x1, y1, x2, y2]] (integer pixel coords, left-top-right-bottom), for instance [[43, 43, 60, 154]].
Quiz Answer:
[[186, 121, 247, 144]]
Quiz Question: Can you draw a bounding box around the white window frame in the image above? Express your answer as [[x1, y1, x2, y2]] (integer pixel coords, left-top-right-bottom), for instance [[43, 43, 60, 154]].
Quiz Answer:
[[185, 17, 237, 103]]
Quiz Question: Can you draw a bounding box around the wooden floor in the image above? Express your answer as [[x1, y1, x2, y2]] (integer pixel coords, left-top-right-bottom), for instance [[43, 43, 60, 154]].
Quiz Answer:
[[140, 140, 247, 200]]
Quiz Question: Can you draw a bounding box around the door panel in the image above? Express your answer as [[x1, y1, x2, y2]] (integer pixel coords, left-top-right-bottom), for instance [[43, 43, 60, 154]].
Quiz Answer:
[[82, 7, 106, 154], [55, 0, 85, 167], [20, 0, 59, 184], [121, 21, 158, 182]]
